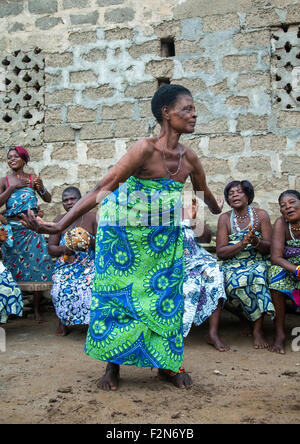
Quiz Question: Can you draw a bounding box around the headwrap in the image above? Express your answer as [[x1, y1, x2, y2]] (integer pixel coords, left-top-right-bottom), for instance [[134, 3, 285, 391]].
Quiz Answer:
[[12, 146, 30, 164]]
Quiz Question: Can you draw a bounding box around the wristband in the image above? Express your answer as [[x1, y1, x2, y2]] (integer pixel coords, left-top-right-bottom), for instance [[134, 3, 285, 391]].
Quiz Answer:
[[252, 237, 261, 248], [294, 266, 300, 278], [39, 187, 47, 196]]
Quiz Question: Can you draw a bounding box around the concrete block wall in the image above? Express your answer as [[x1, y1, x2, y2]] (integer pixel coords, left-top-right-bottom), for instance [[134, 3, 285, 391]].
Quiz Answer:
[[0, 0, 299, 231]]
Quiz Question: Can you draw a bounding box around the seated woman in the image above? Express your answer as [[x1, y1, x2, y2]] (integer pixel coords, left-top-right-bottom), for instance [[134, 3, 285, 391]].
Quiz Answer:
[[182, 198, 229, 352], [0, 217, 23, 324], [48, 187, 97, 336], [0, 146, 53, 323], [269, 190, 300, 354], [216, 180, 275, 349]]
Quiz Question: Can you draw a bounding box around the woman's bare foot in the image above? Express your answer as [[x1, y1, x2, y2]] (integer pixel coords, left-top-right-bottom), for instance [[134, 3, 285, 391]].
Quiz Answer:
[[97, 363, 120, 391], [34, 311, 44, 324], [253, 328, 269, 350], [208, 332, 230, 352], [55, 321, 68, 337], [269, 333, 286, 354], [158, 368, 192, 389]]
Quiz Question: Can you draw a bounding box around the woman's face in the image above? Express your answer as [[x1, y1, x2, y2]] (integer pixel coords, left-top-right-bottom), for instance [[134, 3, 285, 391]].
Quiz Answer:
[[7, 150, 24, 170], [164, 94, 197, 134], [279, 194, 300, 223], [62, 191, 81, 212], [227, 185, 249, 210]]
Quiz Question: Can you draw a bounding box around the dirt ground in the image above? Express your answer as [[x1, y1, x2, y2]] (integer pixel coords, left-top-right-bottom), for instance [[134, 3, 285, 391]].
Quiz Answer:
[[1, 307, 300, 425]]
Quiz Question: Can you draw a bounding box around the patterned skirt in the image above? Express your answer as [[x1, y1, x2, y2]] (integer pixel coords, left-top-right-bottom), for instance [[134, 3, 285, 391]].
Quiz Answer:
[[222, 231, 275, 322], [269, 239, 300, 309], [51, 237, 95, 326], [182, 224, 226, 337], [0, 262, 23, 324], [1, 220, 53, 286], [85, 177, 185, 372]]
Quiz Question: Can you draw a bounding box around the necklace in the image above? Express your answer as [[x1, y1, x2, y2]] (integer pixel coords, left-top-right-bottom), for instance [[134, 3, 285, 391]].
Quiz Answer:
[[157, 136, 182, 177], [290, 224, 300, 231], [288, 222, 300, 240], [232, 206, 258, 233]]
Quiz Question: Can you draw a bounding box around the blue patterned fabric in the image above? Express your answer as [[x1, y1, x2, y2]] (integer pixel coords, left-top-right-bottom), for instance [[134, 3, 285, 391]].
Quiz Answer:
[[222, 230, 275, 322], [0, 262, 23, 323], [3, 187, 38, 218], [1, 185, 53, 284], [85, 176, 185, 372], [51, 233, 95, 326]]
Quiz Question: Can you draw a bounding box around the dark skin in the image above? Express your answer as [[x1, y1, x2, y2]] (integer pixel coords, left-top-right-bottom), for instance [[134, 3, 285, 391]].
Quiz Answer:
[[22, 94, 223, 391], [216, 184, 272, 349], [0, 149, 51, 323], [48, 190, 98, 337], [269, 193, 300, 355], [0, 149, 51, 206]]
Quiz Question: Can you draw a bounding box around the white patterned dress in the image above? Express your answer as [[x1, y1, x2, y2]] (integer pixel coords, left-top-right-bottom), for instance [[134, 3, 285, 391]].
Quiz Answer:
[[182, 220, 226, 338]]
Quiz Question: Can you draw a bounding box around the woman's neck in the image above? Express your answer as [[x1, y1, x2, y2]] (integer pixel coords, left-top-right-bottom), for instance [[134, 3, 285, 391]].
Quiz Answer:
[[158, 128, 181, 151], [11, 168, 25, 176], [233, 205, 249, 218]]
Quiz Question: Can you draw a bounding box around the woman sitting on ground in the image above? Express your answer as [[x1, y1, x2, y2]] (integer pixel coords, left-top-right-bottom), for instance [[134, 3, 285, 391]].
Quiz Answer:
[[269, 190, 300, 354], [48, 187, 97, 337], [182, 197, 229, 351], [216, 180, 275, 349]]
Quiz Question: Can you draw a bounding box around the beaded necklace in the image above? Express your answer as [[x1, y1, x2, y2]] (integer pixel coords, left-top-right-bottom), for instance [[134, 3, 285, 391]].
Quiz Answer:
[[288, 223, 300, 240], [231, 206, 258, 233]]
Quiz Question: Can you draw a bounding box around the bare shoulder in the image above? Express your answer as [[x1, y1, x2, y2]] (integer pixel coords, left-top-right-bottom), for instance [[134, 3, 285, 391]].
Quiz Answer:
[[130, 137, 156, 156], [256, 208, 271, 221], [273, 215, 285, 229], [218, 210, 231, 223], [184, 144, 198, 162]]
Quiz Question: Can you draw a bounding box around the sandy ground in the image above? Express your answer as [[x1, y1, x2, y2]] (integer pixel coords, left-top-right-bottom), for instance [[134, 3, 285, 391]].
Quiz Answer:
[[1, 307, 300, 425]]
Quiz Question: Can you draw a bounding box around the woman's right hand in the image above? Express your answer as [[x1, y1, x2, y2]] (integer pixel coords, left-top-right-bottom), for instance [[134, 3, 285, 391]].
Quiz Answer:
[[21, 209, 60, 234], [14, 176, 31, 189], [61, 244, 73, 257]]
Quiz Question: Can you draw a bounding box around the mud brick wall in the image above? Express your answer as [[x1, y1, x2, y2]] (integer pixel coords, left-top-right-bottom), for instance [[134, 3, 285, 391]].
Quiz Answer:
[[0, 0, 299, 231]]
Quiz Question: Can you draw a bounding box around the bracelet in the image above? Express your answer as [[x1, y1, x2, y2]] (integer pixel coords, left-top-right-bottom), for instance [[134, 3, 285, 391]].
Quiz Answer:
[[39, 187, 47, 196], [252, 237, 261, 248], [294, 266, 300, 278]]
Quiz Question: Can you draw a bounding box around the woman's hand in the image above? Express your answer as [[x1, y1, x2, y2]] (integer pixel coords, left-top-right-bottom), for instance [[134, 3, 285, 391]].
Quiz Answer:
[[21, 209, 60, 234], [0, 226, 8, 242], [14, 176, 30, 189], [216, 196, 224, 213], [33, 176, 44, 192]]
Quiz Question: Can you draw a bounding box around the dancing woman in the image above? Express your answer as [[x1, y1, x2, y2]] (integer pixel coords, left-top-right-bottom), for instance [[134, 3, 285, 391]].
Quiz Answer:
[[22, 84, 222, 390]]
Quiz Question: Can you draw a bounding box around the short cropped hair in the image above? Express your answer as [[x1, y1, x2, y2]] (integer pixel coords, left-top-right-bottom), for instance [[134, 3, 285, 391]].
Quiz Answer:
[[278, 189, 300, 203], [62, 186, 81, 199], [151, 84, 192, 124], [224, 180, 255, 205]]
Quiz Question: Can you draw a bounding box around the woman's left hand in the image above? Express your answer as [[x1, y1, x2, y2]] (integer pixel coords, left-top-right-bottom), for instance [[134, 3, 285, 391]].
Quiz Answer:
[[34, 176, 44, 193], [216, 196, 224, 212]]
